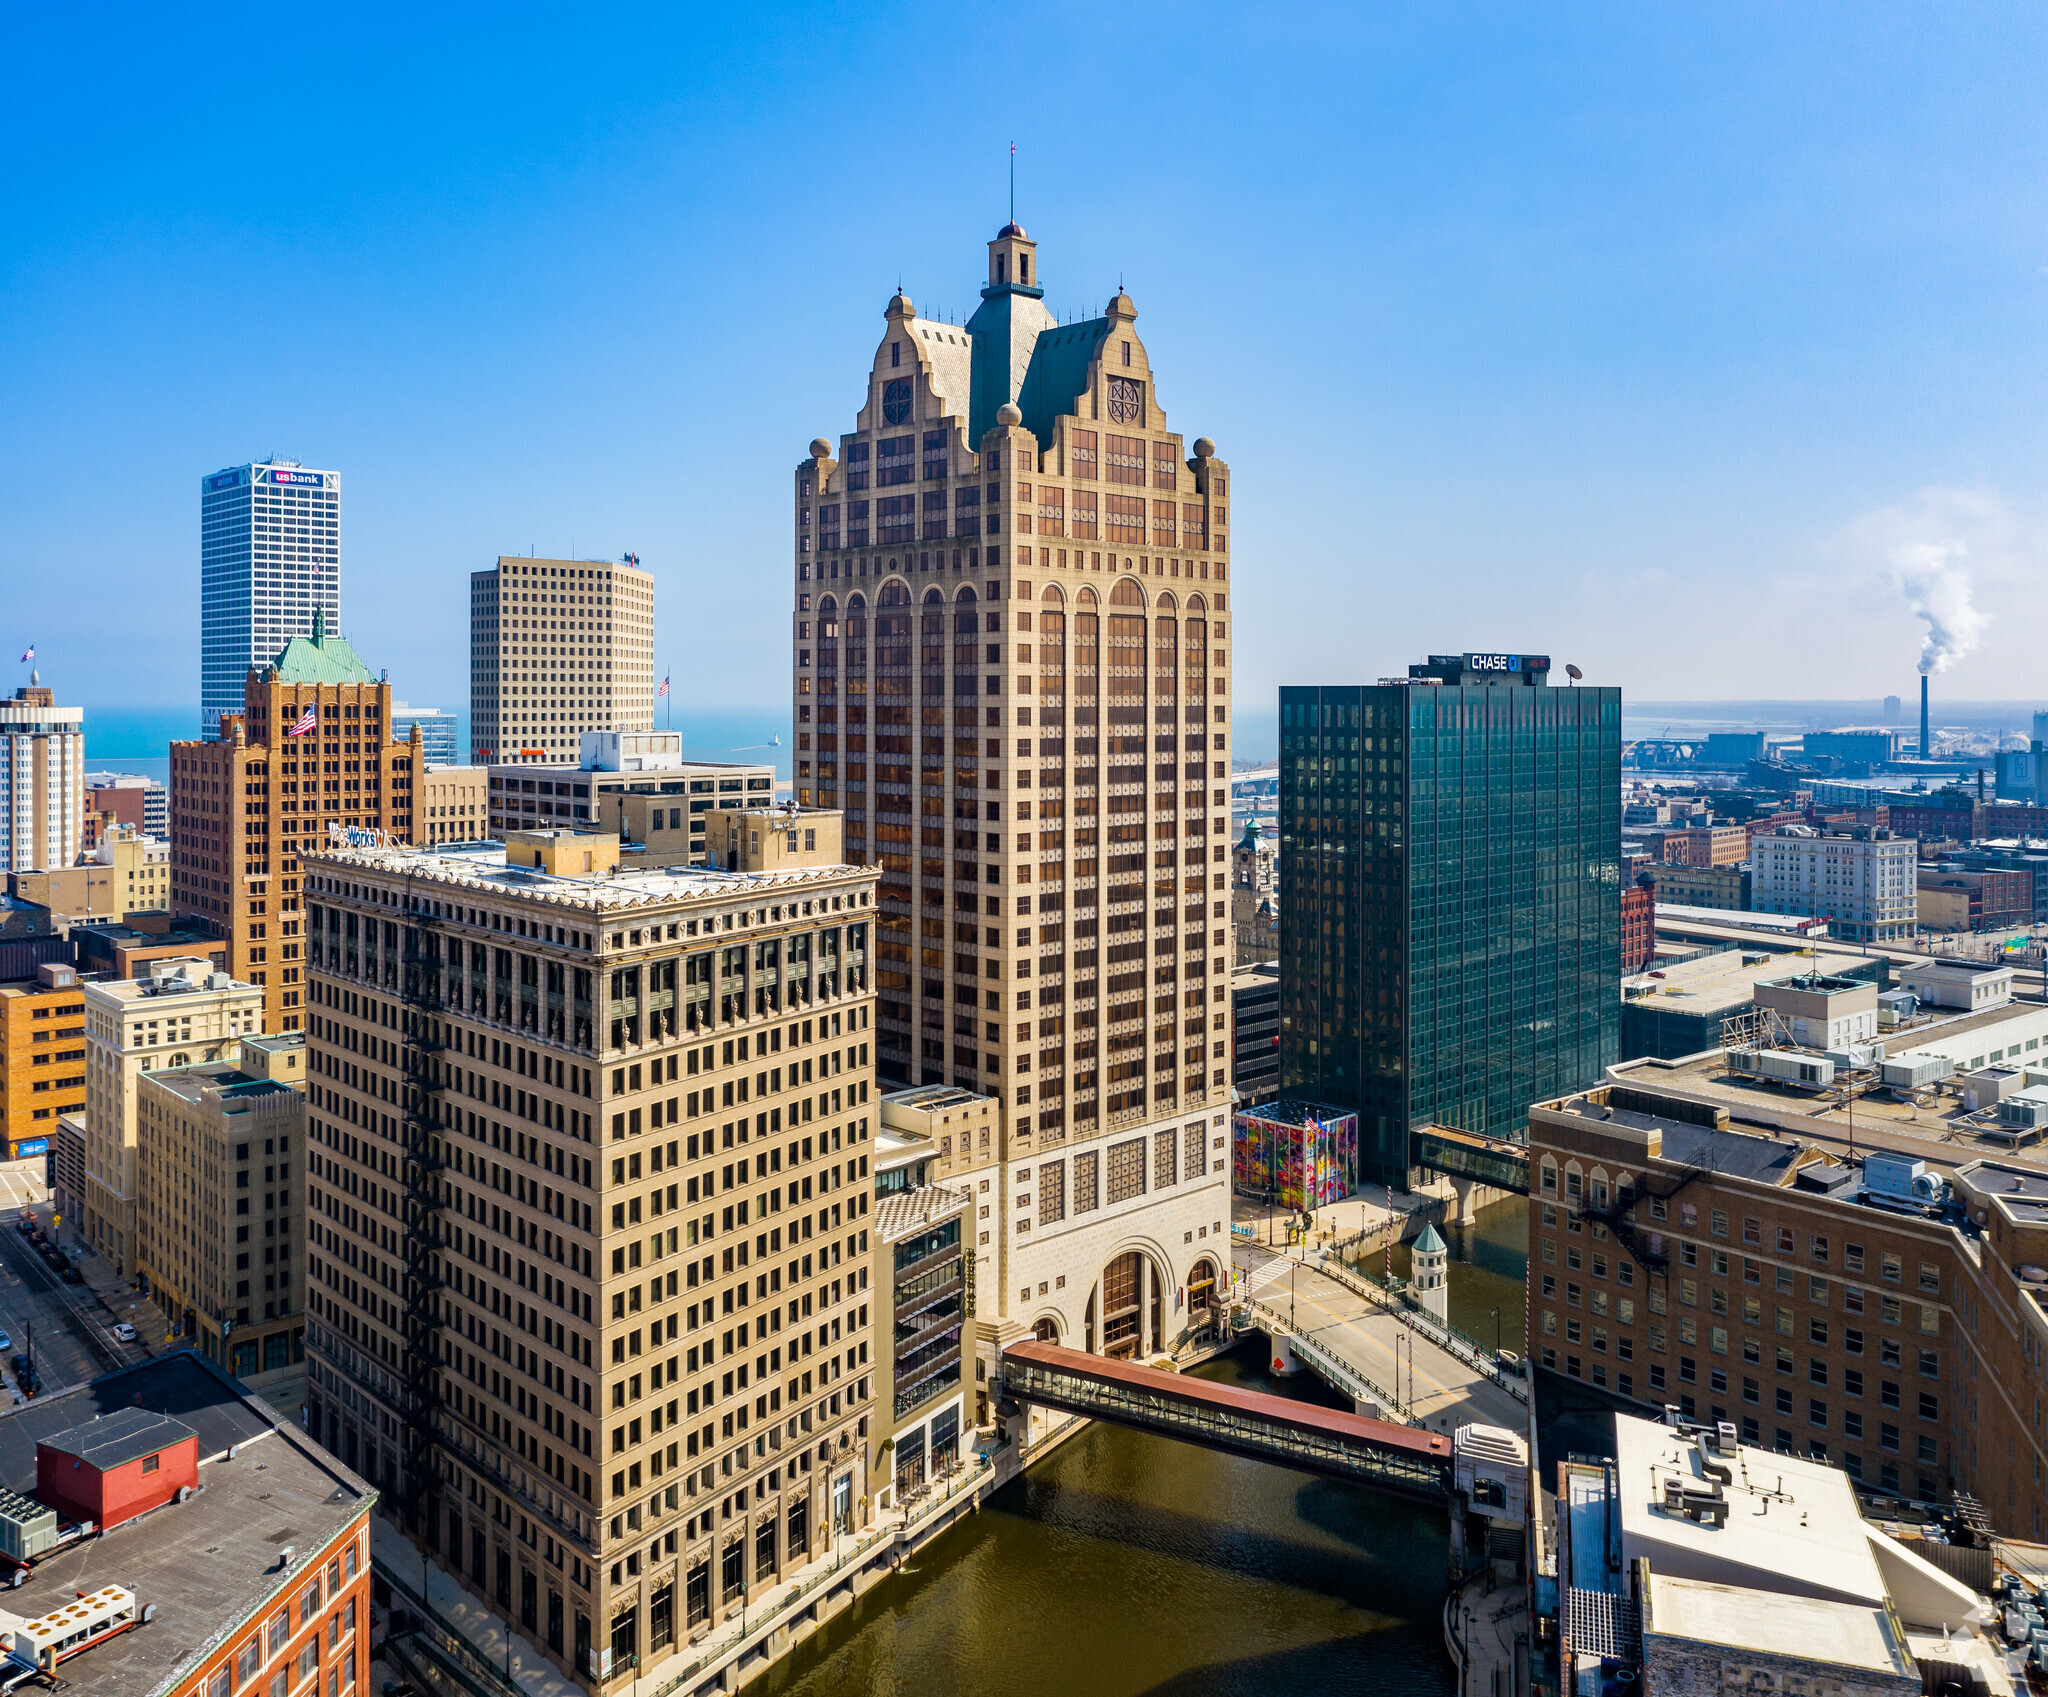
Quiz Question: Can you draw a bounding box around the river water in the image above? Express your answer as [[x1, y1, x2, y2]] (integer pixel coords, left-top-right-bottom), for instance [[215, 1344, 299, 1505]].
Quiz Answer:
[[758, 1200, 1530, 1697], [757, 1343, 1455, 1697], [1378, 1199, 1532, 1359]]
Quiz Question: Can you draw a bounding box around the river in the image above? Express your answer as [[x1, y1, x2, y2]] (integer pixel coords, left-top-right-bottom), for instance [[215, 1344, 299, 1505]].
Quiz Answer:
[[756, 1341, 1456, 1697], [757, 1199, 1531, 1696], [1377, 1198, 1531, 1359]]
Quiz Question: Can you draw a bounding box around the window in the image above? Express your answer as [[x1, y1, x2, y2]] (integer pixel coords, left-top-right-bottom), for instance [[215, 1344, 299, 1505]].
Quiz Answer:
[[1106, 1138, 1146, 1204], [1070, 429, 1097, 481], [1105, 493, 1146, 544], [1917, 1349, 1939, 1379], [1917, 1391, 1939, 1421], [1742, 1216, 1762, 1246], [1809, 1235, 1829, 1264], [1776, 1225, 1795, 1254], [1917, 1262, 1940, 1294], [1809, 1399, 1827, 1427], [1039, 1159, 1065, 1226], [1881, 1252, 1902, 1284], [1711, 1209, 1729, 1238], [1153, 443, 1178, 489], [1073, 1150, 1098, 1213]]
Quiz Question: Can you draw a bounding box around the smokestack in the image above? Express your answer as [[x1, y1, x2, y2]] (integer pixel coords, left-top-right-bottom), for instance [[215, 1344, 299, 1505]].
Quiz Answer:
[[1920, 674, 1930, 759]]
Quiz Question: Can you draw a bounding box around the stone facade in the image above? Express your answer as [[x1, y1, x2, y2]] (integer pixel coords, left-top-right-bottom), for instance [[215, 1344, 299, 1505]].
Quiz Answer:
[[470, 557, 655, 766], [794, 225, 1235, 1372]]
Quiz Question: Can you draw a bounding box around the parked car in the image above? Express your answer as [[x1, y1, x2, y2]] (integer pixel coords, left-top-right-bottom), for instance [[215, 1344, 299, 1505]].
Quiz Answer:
[[59, 1268, 80, 1285], [0, 1333, 14, 1354], [110, 1323, 135, 1343]]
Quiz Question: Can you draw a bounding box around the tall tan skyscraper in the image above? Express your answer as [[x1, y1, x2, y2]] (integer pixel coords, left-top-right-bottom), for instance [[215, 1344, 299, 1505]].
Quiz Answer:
[[301, 831, 878, 1689], [792, 224, 1235, 1355], [471, 557, 656, 765]]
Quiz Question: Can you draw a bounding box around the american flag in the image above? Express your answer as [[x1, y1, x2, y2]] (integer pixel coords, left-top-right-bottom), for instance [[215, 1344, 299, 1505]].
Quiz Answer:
[[657, 671, 670, 698], [17, 646, 31, 663], [287, 706, 318, 736]]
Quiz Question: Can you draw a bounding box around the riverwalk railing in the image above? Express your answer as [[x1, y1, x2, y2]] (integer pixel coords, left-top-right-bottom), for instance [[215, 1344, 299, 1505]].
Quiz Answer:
[[1239, 1294, 1411, 1421], [1310, 1252, 1529, 1406]]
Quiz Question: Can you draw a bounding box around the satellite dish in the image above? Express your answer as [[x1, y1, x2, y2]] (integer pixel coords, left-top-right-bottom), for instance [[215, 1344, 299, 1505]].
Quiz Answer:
[[1566, 664, 1584, 684]]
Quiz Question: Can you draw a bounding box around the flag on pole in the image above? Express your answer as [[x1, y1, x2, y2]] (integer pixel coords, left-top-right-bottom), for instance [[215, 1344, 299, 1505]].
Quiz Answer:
[[17, 646, 31, 663], [657, 672, 670, 698], [287, 706, 317, 736]]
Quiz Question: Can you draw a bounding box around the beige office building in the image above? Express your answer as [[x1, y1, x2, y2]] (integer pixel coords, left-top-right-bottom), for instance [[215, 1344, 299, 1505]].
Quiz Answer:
[[420, 766, 489, 844], [300, 833, 878, 1689], [793, 223, 1234, 1357], [471, 558, 656, 766], [78, 957, 265, 1274], [135, 1031, 308, 1412], [9, 825, 168, 922]]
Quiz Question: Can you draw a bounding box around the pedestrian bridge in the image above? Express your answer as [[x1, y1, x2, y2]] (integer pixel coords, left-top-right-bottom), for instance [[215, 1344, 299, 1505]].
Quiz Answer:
[[998, 1340, 1452, 1504]]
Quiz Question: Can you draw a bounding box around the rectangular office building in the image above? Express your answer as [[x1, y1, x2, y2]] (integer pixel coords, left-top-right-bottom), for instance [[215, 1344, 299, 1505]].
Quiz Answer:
[[200, 461, 340, 737], [1279, 655, 1621, 1184]]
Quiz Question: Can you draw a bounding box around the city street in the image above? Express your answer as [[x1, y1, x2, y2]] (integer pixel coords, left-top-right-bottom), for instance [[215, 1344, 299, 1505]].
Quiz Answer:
[[0, 1192, 155, 1401]]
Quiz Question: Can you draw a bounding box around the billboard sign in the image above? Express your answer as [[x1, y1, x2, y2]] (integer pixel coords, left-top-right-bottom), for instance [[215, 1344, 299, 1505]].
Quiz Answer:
[[260, 467, 331, 489], [203, 469, 246, 493]]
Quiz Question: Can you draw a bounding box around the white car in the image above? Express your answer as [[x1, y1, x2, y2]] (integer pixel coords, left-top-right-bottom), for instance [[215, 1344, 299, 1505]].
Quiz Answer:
[[111, 1323, 136, 1343]]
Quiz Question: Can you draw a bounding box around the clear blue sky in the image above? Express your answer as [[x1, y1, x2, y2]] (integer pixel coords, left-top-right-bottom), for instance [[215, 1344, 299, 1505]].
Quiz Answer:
[[6, 4, 2048, 738]]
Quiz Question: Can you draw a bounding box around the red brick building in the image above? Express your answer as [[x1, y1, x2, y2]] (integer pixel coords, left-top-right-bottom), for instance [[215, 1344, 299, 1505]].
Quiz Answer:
[[1621, 879, 1655, 973]]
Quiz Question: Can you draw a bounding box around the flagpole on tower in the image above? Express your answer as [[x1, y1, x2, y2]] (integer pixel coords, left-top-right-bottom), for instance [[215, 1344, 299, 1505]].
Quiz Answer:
[[1009, 141, 1015, 224]]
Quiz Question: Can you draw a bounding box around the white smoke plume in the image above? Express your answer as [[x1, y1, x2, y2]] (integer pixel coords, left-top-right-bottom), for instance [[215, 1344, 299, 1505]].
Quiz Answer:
[[1897, 537, 1987, 675], [1849, 486, 1998, 675]]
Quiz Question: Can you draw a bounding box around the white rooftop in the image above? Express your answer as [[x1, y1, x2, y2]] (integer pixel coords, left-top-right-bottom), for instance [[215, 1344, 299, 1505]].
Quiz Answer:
[[1644, 1571, 1908, 1675], [307, 842, 872, 912], [1611, 1413, 1978, 1628]]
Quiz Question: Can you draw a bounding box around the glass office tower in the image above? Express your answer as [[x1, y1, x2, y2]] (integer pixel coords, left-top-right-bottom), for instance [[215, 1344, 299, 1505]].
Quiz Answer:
[[1278, 654, 1621, 1185]]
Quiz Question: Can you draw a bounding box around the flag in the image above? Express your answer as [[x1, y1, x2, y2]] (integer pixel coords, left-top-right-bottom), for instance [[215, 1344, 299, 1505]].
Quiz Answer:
[[287, 706, 317, 736], [17, 646, 30, 663], [657, 672, 670, 698]]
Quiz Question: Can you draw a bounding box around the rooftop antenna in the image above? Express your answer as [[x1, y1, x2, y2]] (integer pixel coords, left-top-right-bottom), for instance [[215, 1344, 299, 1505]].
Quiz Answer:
[[1009, 141, 1015, 224]]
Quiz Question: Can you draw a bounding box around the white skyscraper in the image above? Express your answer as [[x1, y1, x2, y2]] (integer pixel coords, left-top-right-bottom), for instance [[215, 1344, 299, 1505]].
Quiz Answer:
[[200, 460, 340, 735], [0, 675, 84, 872]]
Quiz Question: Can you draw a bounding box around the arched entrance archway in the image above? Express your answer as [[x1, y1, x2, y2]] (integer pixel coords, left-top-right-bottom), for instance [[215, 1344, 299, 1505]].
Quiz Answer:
[[1187, 1256, 1221, 1331], [1086, 1251, 1164, 1359]]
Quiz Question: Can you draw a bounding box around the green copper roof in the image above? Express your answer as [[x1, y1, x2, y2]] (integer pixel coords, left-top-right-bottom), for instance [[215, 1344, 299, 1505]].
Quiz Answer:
[[1413, 1222, 1447, 1255], [270, 608, 376, 685]]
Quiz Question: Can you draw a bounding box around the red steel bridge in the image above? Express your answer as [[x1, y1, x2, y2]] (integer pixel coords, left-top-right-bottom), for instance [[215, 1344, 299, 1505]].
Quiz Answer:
[[999, 1340, 1453, 1504]]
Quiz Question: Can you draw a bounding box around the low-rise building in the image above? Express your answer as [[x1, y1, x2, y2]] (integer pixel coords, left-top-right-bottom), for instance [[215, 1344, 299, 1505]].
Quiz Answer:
[[71, 916, 227, 982], [1752, 825, 1918, 944], [0, 1350, 373, 1697], [1645, 860, 1751, 911], [1529, 1031, 2048, 1535], [1658, 825, 1748, 867], [135, 1033, 306, 1413], [8, 828, 168, 923], [418, 764, 488, 844], [1897, 959, 2014, 1013], [1917, 864, 2032, 932], [877, 1080, 1230, 1406], [869, 1123, 971, 1510], [1231, 960, 1279, 1105], [1552, 1409, 1994, 1697], [78, 957, 265, 1275], [0, 963, 86, 1159], [487, 732, 774, 866], [1620, 942, 1888, 1063]]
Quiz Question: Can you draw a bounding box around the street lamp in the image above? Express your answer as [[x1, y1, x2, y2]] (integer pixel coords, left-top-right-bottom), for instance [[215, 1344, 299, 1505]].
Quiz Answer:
[[1490, 1305, 1501, 1359]]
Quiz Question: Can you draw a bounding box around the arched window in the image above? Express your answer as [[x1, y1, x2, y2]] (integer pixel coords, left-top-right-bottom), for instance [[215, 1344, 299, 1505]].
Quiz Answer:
[[1109, 578, 1145, 607]]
